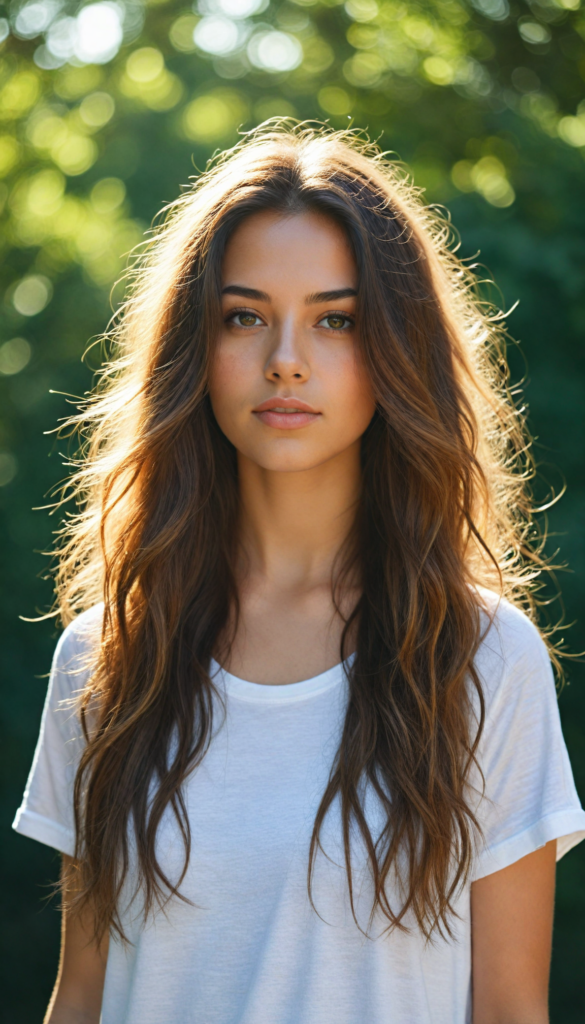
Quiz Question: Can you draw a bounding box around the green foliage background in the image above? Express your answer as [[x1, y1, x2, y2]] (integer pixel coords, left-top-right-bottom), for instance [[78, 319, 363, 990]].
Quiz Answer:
[[0, 0, 583, 1017]]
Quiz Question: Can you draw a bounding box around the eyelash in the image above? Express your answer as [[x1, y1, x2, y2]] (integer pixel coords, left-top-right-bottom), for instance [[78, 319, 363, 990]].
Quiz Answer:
[[317, 311, 355, 332], [225, 308, 355, 332], [226, 308, 264, 328]]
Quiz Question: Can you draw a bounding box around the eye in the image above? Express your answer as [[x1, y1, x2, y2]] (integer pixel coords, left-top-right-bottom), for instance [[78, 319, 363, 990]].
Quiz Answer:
[[227, 310, 264, 328], [317, 313, 354, 331]]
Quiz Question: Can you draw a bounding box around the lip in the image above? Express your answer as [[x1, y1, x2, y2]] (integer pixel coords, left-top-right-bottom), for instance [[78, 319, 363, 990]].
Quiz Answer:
[[252, 396, 321, 430]]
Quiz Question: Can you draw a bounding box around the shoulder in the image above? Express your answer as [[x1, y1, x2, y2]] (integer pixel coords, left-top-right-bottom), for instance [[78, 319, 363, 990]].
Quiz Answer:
[[56, 602, 104, 652], [50, 603, 104, 698], [472, 588, 553, 715], [470, 593, 582, 878], [475, 587, 547, 663]]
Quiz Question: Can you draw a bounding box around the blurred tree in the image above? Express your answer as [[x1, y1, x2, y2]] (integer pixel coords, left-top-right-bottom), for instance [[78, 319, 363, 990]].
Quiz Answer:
[[0, 0, 584, 1019]]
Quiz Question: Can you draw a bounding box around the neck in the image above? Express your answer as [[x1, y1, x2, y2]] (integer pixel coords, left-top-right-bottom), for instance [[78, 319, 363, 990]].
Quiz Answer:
[[237, 442, 362, 589]]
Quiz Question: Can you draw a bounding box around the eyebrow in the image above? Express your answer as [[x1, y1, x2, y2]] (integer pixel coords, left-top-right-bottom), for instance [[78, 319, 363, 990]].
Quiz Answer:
[[305, 288, 357, 305], [222, 285, 357, 304], [222, 285, 270, 301]]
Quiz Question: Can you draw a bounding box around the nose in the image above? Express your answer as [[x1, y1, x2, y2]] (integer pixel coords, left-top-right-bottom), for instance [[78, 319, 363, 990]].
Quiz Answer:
[[264, 316, 310, 384]]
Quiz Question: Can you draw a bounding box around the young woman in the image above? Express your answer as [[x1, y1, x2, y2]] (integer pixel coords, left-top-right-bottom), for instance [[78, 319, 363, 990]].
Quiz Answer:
[[14, 125, 585, 1024]]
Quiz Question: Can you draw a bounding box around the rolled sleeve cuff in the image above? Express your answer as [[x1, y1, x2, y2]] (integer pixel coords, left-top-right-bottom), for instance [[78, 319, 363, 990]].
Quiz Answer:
[[472, 808, 585, 881], [12, 806, 76, 857]]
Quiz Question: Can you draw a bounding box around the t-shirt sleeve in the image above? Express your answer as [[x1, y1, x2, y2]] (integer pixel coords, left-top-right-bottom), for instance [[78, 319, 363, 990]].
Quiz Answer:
[[12, 607, 102, 857], [471, 597, 585, 880]]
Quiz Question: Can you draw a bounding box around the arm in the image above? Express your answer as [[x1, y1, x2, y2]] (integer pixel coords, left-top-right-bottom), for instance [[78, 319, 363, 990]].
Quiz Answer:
[[45, 855, 109, 1024], [471, 840, 556, 1024]]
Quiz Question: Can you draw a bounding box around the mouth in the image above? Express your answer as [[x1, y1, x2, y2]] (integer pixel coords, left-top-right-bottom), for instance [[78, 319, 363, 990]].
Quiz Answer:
[[252, 397, 321, 430]]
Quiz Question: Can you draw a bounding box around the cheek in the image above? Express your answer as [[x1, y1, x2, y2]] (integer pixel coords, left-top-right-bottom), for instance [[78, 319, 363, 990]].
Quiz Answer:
[[326, 346, 376, 433], [208, 344, 249, 418]]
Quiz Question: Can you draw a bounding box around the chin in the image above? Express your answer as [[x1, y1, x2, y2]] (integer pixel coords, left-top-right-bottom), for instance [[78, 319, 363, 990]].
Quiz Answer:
[[257, 455, 326, 473], [248, 443, 335, 474]]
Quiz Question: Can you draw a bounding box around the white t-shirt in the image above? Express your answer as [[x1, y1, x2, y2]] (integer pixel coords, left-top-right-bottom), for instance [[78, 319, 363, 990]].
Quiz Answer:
[[13, 594, 585, 1024]]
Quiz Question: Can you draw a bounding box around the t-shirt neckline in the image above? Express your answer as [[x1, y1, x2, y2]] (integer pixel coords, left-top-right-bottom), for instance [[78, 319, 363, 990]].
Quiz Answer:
[[209, 655, 353, 704]]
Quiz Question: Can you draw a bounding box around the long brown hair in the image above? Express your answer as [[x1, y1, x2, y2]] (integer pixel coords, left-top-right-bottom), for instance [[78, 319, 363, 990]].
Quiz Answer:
[[55, 123, 544, 941]]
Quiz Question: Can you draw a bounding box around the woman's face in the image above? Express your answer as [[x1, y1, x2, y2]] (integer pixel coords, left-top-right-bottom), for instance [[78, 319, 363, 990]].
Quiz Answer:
[[208, 208, 376, 473]]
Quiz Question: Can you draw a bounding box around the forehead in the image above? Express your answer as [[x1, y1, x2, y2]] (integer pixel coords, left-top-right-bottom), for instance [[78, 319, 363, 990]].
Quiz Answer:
[[222, 209, 357, 290]]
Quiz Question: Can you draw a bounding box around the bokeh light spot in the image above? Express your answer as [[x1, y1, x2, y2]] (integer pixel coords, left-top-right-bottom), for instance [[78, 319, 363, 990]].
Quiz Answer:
[[518, 21, 551, 46], [53, 135, 98, 176], [0, 453, 18, 487], [472, 156, 515, 206], [247, 31, 303, 72], [182, 91, 248, 141], [423, 56, 455, 86], [26, 168, 65, 216], [195, 16, 240, 56], [27, 113, 67, 150], [79, 91, 115, 128], [12, 275, 53, 316], [318, 86, 353, 115], [451, 156, 515, 206], [45, 16, 77, 62], [558, 116, 585, 148], [0, 136, 20, 177], [0, 71, 41, 119], [470, 0, 509, 20], [54, 65, 103, 100], [301, 36, 334, 74], [169, 14, 199, 53], [75, 3, 124, 64], [218, 0, 266, 17], [254, 97, 297, 122], [345, 0, 378, 22], [183, 95, 234, 141], [0, 338, 32, 376], [13, 0, 60, 40], [451, 160, 475, 192], [91, 177, 126, 213], [343, 51, 384, 88], [126, 48, 165, 84]]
